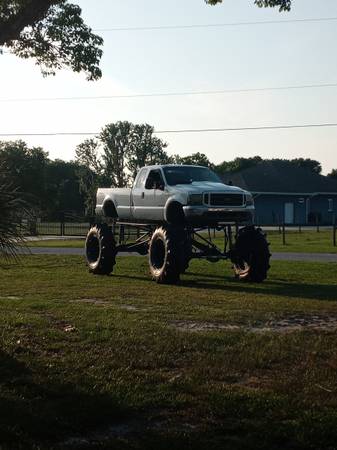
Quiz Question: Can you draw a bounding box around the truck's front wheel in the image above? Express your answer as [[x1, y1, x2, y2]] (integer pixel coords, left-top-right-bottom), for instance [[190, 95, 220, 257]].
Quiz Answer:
[[85, 224, 116, 275], [148, 226, 189, 284]]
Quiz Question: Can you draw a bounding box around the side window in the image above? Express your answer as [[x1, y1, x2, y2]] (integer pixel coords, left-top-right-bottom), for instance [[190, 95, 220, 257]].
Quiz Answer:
[[145, 170, 165, 190], [135, 169, 148, 188]]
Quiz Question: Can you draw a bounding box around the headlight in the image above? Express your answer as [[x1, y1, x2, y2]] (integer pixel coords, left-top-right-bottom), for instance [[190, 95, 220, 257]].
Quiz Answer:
[[245, 193, 254, 206], [188, 194, 203, 205]]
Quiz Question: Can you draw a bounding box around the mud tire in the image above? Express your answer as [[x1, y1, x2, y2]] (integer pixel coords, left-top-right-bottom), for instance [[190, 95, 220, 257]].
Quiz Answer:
[[232, 226, 271, 282], [85, 224, 116, 275], [149, 226, 190, 284]]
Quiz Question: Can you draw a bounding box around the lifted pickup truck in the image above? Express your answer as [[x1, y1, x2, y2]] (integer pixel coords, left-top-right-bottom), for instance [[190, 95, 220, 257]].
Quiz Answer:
[[95, 164, 254, 226], [86, 165, 271, 284]]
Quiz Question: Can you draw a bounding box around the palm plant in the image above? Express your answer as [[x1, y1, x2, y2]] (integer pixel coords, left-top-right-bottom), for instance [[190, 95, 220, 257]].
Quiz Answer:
[[0, 167, 29, 259]]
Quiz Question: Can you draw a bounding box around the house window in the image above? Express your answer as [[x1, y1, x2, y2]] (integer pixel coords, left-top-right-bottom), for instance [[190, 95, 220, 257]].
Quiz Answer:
[[328, 199, 333, 212]]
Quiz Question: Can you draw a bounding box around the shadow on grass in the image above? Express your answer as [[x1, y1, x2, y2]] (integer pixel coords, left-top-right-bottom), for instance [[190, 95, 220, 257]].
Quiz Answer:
[[112, 273, 337, 302], [0, 351, 127, 449], [180, 278, 337, 302]]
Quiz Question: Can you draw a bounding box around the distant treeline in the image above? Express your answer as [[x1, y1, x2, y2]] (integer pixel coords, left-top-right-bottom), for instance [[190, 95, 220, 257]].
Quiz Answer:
[[1, 121, 336, 219]]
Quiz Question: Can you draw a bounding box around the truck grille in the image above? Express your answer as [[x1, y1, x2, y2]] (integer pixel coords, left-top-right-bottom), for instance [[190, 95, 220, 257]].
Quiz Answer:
[[205, 193, 244, 207]]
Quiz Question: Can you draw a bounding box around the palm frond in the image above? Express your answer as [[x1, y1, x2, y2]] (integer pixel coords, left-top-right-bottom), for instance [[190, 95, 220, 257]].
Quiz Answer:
[[0, 169, 31, 260]]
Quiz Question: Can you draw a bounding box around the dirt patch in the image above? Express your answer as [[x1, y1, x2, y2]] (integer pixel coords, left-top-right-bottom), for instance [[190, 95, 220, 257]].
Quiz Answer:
[[170, 315, 337, 334], [118, 304, 141, 312], [70, 299, 141, 311], [71, 298, 111, 306], [252, 315, 337, 333], [171, 321, 240, 332]]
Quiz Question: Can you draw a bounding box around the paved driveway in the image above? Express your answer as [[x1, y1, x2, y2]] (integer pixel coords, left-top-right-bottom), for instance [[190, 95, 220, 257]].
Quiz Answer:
[[20, 247, 337, 262]]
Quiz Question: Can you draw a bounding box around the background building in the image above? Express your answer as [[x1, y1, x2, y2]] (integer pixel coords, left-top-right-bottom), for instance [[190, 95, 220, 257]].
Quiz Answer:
[[222, 161, 337, 225]]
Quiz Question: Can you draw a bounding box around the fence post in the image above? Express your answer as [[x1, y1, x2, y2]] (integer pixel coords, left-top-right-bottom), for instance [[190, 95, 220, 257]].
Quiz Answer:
[[282, 223, 286, 246], [299, 223, 302, 233], [316, 214, 320, 233], [333, 219, 336, 248], [29, 219, 37, 236], [59, 212, 65, 236], [278, 215, 281, 234]]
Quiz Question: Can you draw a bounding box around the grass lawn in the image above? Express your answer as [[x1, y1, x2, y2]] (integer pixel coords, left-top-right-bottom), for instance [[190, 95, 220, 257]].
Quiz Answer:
[[27, 229, 337, 254], [27, 239, 86, 248], [263, 229, 336, 253], [1, 255, 337, 449]]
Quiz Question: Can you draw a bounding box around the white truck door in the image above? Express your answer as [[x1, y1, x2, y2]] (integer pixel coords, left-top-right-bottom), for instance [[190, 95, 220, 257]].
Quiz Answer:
[[142, 169, 166, 221], [131, 168, 148, 220]]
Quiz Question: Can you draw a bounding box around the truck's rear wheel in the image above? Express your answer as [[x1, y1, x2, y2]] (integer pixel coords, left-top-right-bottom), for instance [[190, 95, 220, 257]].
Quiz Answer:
[[232, 226, 271, 282], [85, 224, 116, 275], [148, 226, 190, 284]]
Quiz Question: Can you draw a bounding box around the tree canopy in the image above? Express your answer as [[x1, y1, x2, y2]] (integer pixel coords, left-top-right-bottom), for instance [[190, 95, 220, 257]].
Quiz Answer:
[[215, 156, 322, 175], [75, 121, 169, 214], [205, 0, 292, 11], [0, 0, 103, 80], [0, 0, 293, 80], [0, 140, 85, 218], [172, 152, 212, 168], [328, 169, 337, 180]]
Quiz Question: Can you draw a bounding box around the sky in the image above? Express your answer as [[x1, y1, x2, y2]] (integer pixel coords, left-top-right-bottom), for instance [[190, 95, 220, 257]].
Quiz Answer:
[[1, 0, 337, 173]]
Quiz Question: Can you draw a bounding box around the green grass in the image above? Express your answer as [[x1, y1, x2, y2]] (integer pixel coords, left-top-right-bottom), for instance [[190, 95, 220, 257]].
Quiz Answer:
[[264, 230, 336, 253], [28, 229, 337, 254], [211, 229, 336, 254], [1, 255, 337, 449], [27, 238, 85, 248]]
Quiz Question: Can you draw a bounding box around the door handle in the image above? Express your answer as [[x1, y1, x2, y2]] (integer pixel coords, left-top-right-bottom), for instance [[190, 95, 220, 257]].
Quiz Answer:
[[141, 192, 145, 199]]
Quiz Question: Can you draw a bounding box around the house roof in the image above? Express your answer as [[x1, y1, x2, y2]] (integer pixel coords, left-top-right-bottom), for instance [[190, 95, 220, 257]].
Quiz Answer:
[[222, 160, 337, 194]]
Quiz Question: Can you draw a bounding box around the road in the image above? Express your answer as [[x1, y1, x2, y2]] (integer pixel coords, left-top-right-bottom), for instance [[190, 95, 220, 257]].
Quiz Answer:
[[18, 247, 337, 262]]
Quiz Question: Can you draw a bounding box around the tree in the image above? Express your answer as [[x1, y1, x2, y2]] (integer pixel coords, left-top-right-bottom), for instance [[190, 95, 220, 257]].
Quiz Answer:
[[127, 124, 169, 180], [75, 122, 169, 215], [0, 140, 48, 211], [216, 156, 262, 174], [45, 159, 85, 218], [0, 0, 103, 80], [100, 122, 134, 188], [205, 0, 292, 11], [328, 169, 337, 180], [172, 152, 212, 167], [0, 140, 87, 218], [0, 0, 292, 81], [291, 158, 322, 175], [75, 139, 104, 216]]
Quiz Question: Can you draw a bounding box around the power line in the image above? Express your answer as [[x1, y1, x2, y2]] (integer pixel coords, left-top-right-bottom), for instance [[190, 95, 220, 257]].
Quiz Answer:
[[93, 16, 337, 32], [2, 82, 337, 103], [1, 122, 337, 138]]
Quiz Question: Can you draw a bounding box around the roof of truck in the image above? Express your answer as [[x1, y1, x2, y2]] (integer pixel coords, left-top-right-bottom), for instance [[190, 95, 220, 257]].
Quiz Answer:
[[140, 164, 208, 170]]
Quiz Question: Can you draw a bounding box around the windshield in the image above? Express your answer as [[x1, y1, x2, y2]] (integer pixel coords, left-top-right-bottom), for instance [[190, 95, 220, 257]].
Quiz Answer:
[[163, 166, 222, 186]]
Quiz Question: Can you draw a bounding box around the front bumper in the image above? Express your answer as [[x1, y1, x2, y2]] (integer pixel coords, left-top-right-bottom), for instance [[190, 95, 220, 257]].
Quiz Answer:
[[183, 205, 254, 225]]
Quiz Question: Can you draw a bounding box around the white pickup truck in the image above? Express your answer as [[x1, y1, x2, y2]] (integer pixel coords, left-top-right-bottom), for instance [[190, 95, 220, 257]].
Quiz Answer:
[[87, 164, 270, 285], [95, 164, 254, 226]]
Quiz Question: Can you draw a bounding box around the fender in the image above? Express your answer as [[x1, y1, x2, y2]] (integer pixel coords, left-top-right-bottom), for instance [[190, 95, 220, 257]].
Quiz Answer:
[[164, 196, 186, 224]]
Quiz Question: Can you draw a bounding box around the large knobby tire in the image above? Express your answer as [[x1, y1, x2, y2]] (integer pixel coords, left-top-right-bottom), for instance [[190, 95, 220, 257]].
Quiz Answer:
[[148, 226, 190, 284], [232, 226, 271, 282], [85, 224, 116, 275]]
